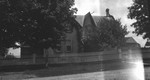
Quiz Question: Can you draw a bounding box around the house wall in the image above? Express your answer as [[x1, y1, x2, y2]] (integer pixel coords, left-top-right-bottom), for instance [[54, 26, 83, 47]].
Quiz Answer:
[[61, 27, 79, 53], [124, 43, 141, 49]]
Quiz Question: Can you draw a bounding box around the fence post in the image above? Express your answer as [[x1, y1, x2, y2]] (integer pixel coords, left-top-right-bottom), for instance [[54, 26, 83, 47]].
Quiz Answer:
[[118, 48, 122, 59], [128, 49, 132, 60], [33, 54, 36, 64]]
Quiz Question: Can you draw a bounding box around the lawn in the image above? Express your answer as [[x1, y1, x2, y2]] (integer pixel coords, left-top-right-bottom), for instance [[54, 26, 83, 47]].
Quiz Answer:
[[0, 63, 95, 80], [0, 67, 147, 80], [0, 62, 147, 80]]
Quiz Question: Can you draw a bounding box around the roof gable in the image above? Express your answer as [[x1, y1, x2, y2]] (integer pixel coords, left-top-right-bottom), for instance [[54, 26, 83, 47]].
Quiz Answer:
[[75, 15, 113, 27], [75, 15, 84, 26], [83, 12, 96, 27]]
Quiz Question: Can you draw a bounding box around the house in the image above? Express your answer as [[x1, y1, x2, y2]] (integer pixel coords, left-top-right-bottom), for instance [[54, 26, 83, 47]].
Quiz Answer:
[[55, 19, 83, 54], [123, 37, 141, 49], [75, 8, 115, 52], [76, 8, 114, 41], [21, 8, 133, 58], [75, 9, 140, 50], [21, 18, 82, 58]]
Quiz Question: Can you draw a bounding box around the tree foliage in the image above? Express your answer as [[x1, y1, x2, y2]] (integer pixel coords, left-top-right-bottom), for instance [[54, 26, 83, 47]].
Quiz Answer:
[[0, 47, 8, 57], [97, 19, 128, 50], [82, 23, 100, 52], [128, 0, 150, 39], [0, 0, 77, 49], [84, 18, 128, 52]]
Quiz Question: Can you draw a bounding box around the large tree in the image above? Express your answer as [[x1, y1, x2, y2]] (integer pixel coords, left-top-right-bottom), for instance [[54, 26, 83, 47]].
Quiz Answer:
[[0, 0, 77, 50], [97, 19, 128, 50], [128, 0, 150, 39], [84, 18, 128, 52]]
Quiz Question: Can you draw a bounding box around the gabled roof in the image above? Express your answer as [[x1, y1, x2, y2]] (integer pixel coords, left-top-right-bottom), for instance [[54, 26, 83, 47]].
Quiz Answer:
[[125, 37, 138, 44], [75, 15, 113, 27], [75, 15, 84, 26], [83, 12, 96, 27]]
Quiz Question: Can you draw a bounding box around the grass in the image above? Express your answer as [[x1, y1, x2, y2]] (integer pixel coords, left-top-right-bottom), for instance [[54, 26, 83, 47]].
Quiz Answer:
[[0, 60, 145, 80], [0, 65, 92, 80], [0, 67, 146, 80], [145, 67, 150, 80]]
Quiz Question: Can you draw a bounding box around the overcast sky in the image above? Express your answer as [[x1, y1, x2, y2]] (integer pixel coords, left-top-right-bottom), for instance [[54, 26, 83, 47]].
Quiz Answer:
[[74, 0, 147, 47]]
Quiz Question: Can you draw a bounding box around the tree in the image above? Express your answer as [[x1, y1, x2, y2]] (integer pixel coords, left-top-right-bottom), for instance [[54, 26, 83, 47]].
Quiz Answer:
[[97, 19, 128, 50], [0, 0, 77, 49], [128, 0, 150, 39], [0, 47, 8, 57], [84, 18, 128, 52]]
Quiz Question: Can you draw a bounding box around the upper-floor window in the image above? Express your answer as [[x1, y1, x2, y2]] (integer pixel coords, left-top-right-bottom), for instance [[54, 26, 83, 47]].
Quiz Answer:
[[66, 45, 71, 52]]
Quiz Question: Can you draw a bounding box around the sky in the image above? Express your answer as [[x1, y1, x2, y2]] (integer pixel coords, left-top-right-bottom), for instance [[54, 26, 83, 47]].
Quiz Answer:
[[74, 0, 147, 47]]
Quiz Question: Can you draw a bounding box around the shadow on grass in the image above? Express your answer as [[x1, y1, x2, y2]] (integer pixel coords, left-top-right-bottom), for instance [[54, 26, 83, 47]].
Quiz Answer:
[[0, 61, 135, 79], [23, 61, 132, 78], [23, 63, 101, 78], [0, 64, 45, 73]]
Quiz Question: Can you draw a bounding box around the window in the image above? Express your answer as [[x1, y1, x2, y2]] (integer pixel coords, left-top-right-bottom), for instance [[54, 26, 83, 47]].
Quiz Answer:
[[65, 40, 72, 52], [66, 45, 72, 52]]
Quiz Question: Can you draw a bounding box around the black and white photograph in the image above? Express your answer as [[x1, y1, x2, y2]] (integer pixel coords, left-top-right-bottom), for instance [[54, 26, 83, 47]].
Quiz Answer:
[[0, 0, 149, 80]]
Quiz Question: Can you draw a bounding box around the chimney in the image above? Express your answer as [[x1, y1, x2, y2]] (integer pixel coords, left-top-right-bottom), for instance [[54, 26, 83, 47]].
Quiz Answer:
[[106, 8, 110, 17]]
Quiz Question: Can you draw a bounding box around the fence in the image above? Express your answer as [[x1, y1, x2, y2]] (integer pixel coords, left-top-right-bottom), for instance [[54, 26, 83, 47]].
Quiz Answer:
[[142, 48, 150, 59], [0, 48, 142, 66]]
